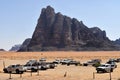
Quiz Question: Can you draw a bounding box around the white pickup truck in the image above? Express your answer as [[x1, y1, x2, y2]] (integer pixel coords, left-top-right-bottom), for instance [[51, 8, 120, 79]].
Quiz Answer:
[[96, 63, 116, 73], [3, 64, 26, 74]]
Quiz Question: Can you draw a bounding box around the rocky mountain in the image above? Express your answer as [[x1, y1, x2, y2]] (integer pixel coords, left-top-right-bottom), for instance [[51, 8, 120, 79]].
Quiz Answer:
[[18, 38, 31, 51], [0, 49, 5, 51], [9, 44, 21, 51], [19, 6, 120, 51], [113, 38, 120, 49], [114, 38, 120, 45]]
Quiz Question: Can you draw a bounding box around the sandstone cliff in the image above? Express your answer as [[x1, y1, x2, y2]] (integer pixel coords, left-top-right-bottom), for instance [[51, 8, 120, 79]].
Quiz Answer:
[[20, 6, 119, 51], [18, 38, 31, 51], [9, 44, 21, 51]]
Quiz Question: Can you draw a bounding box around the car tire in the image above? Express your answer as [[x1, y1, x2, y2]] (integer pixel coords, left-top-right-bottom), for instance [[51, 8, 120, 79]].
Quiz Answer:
[[97, 70, 99, 73], [110, 69, 113, 72], [67, 64, 70, 66], [16, 69, 20, 74], [3, 69, 8, 73], [83, 64, 88, 66], [31, 68, 37, 72], [75, 64, 78, 66]]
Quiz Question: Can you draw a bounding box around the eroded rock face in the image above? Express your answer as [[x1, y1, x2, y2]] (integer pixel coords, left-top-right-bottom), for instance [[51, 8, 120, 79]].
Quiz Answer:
[[90, 27, 108, 41], [114, 38, 120, 44], [113, 39, 120, 50], [9, 44, 21, 51], [18, 38, 31, 51], [20, 6, 119, 51]]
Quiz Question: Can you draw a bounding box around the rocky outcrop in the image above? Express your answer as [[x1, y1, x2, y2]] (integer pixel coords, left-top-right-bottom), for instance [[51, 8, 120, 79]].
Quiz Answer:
[[9, 44, 21, 51], [20, 6, 119, 51], [0, 49, 5, 51], [114, 38, 120, 45], [113, 38, 120, 49], [18, 38, 31, 51], [90, 27, 108, 41]]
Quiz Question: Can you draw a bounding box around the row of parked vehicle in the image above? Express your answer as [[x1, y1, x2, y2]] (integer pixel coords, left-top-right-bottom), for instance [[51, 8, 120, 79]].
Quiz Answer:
[[3, 58, 56, 74], [53, 59, 81, 66], [54, 58, 120, 73], [3, 58, 120, 74]]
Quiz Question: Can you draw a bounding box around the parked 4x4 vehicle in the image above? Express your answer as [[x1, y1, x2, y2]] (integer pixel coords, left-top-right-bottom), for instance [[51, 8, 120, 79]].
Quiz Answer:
[[106, 61, 117, 68], [61, 59, 73, 65], [96, 63, 116, 73], [53, 59, 61, 64], [45, 62, 56, 69], [107, 58, 116, 62], [116, 58, 120, 62], [24, 60, 40, 72], [24, 62, 39, 72], [67, 60, 81, 66], [3, 64, 26, 74], [83, 59, 101, 66], [39, 58, 46, 62]]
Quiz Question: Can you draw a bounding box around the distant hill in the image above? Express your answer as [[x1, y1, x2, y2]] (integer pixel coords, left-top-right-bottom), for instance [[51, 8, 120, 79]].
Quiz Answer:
[[9, 44, 21, 51], [114, 38, 120, 45], [0, 49, 5, 51], [18, 6, 120, 51], [113, 38, 120, 49]]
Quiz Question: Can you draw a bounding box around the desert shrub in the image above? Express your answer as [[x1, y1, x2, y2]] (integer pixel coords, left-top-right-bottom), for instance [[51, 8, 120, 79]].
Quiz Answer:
[[93, 62, 101, 67]]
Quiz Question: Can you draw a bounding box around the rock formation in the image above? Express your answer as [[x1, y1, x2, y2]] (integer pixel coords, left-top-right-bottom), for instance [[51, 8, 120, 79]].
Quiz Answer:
[[114, 38, 120, 45], [19, 6, 120, 51], [18, 38, 31, 51], [0, 49, 5, 51], [112, 38, 120, 50], [9, 44, 21, 51]]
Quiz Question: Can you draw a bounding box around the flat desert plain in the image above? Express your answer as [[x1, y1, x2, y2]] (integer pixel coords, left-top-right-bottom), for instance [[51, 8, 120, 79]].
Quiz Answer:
[[0, 51, 120, 80]]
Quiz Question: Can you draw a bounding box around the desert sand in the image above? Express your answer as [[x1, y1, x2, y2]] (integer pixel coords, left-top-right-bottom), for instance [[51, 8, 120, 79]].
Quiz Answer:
[[0, 51, 120, 80]]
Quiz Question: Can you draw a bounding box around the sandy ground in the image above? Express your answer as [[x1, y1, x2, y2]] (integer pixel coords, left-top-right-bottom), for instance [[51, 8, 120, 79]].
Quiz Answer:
[[0, 51, 120, 80]]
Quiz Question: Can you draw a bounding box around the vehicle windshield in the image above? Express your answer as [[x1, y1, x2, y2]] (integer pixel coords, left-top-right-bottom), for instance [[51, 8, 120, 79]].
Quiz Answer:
[[100, 64, 109, 67], [100, 65, 105, 67], [8, 65, 15, 68]]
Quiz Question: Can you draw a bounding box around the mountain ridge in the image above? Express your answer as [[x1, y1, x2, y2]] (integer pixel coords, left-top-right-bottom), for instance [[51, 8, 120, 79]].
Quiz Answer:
[[18, 6, 120, 51]]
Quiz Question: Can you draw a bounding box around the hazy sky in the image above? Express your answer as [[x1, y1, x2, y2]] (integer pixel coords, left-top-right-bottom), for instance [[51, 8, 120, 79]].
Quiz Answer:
[[0, 0, 120, 50]]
